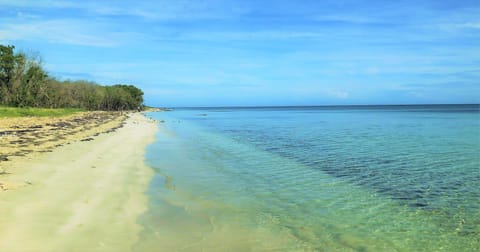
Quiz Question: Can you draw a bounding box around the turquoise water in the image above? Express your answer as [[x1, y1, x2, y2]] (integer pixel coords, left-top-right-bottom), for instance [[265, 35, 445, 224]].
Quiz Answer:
[[136, 105, 480, 251]]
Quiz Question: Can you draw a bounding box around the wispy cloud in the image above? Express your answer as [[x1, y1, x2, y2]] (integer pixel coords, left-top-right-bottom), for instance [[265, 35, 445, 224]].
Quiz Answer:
[[327, 89, 349, 99], [2, 0, 250, 21], [178, 30, 327, 41], [312, 14, 385, 25], [0, 0, 77, 8], [0, 20, 116, 47], [450, 22, 480, 29], [0, 17, 150, 47], [87, 2, 247, 21]]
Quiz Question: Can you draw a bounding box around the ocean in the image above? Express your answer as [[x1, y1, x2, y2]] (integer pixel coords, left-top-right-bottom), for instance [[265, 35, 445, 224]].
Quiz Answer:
[[135, 104, 479, 251]]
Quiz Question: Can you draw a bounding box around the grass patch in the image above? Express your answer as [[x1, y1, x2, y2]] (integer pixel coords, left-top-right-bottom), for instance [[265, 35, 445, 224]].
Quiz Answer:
[[0, 106, 84, 118]]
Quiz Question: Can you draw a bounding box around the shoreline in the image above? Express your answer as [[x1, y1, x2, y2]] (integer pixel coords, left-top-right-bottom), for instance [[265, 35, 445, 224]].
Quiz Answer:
[[0, 112, 158, 251]]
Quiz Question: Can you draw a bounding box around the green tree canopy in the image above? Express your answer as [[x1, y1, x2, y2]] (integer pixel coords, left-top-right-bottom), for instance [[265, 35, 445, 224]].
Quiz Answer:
[[0, 44, 146, 111]]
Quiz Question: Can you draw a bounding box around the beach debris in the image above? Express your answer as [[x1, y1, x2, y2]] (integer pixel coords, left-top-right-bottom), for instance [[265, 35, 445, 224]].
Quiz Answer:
[[0, 111, 128, 162], [46, 121, 71, 128], [164, 175, 175, 191], [0, 182, 15, 191]]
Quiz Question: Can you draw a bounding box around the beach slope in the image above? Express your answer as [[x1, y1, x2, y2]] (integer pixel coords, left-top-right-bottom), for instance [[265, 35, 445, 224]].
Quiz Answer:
[[0, 113, 157, 251]]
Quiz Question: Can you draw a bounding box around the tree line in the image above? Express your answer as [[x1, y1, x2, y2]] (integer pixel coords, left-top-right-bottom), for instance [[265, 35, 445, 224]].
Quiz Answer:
[[0, 44, 144, 111]]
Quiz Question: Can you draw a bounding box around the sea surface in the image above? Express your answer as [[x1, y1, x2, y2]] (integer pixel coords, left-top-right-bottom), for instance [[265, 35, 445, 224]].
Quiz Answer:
[[135, 105, 480, 251]]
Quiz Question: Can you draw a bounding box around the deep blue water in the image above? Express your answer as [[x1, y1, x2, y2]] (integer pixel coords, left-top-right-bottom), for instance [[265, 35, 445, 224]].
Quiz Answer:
[[136, 105, 480, 251]]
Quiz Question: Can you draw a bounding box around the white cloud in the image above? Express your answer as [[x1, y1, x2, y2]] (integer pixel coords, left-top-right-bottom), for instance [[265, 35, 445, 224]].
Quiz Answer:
[[313, 14, 381, 25], [438, 21, 480, 31], [327, 89, 349, 99], [42, 0, 251, 21], [0, 18, 146, 47], [458, 22, 480, 29], [118, 0, 250, 21], [0, 0, 78, 8], [0, 0, 248, 23], [177, 30, 327, 42]]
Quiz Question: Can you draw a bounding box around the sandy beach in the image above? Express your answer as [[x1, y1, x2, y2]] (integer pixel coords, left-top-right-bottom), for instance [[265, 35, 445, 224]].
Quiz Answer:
[[0, 111, 128, 166], [0, 113, 158, 251]]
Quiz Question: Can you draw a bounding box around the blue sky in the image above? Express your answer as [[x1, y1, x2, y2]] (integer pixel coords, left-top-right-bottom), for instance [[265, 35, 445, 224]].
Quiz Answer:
[[1, 0, 479, 107]]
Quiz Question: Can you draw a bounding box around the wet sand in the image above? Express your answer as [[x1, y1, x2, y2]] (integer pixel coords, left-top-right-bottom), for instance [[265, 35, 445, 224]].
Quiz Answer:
[[0, 112, 158, 251]]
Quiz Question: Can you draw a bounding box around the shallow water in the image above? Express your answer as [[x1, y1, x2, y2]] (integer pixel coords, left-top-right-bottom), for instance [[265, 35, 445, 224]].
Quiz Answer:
[[136, 105, 480, 251]]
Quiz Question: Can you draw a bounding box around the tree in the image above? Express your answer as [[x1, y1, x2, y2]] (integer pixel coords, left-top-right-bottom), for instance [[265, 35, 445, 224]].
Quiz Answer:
[[0, 45, 15, 104], [11, 53, 27, 106], [17, 63, 48, 107], [0, 43, 146, 111], [112, 84, 144, 109]]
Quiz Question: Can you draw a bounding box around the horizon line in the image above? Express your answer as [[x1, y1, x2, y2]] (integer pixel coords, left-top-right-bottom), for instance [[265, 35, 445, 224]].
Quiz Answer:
[[152, 103, 480, 109]]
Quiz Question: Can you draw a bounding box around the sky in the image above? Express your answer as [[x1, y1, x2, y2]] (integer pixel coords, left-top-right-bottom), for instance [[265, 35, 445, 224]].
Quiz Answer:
[[0, 0, 479, 107]]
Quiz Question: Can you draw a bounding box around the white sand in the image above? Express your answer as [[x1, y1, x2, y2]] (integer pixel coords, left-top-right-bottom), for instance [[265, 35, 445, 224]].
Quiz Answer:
[[0, 113, 158, 252]]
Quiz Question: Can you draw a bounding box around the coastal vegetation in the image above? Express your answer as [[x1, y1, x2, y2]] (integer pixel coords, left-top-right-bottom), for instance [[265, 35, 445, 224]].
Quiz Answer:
[[0, 106, 83, 117], [0, 44, 144, 111]]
